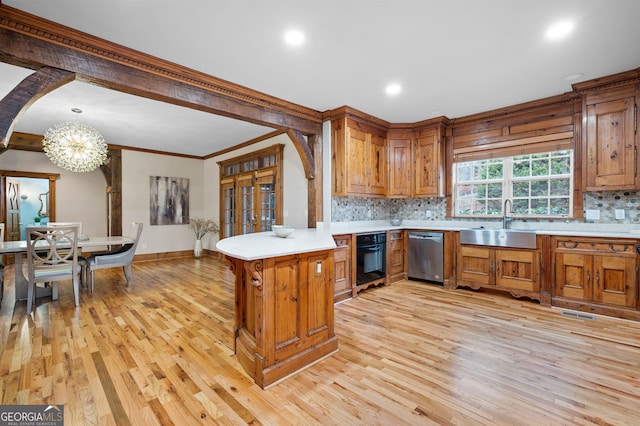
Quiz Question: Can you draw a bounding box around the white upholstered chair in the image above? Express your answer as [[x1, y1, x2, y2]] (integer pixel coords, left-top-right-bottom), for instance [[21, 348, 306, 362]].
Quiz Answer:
[[87, 222, 143, 293], [26, 225, 82, 314]]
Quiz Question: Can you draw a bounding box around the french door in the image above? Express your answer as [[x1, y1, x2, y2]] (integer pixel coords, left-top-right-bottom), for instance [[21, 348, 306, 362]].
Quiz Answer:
[[221, 170, 278, 238]]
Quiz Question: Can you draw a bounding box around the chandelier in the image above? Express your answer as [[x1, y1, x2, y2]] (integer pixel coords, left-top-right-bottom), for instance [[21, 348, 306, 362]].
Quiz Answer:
[[42, 117, 108, 173]]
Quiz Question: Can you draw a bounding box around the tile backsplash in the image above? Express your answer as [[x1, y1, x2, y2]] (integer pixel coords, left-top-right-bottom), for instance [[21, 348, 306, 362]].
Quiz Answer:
[[331, 191, 640, 224]]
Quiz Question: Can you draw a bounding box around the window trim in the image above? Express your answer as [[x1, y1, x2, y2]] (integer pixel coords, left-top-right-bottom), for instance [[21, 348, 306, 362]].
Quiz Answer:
[[453, 150, 574, 219]]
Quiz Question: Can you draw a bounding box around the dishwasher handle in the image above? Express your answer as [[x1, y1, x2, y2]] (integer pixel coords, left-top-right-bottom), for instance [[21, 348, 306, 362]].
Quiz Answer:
[[408, 233, 443, 242]]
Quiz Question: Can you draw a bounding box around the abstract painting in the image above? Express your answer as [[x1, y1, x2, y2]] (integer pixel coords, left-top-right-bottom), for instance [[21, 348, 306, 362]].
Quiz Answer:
[[149, 176, 189, 225]]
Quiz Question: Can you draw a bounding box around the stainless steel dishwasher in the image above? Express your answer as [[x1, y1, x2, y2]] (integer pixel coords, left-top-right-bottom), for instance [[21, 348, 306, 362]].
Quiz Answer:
[[407, 231, 444, 283]]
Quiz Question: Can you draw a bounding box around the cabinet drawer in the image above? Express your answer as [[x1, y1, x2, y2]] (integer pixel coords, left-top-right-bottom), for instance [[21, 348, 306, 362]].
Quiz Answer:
[[554, 238, 638, 255]]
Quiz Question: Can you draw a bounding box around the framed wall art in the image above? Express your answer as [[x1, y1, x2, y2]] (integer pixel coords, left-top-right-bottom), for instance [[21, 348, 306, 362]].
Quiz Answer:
[[149, 176, 189, 225]]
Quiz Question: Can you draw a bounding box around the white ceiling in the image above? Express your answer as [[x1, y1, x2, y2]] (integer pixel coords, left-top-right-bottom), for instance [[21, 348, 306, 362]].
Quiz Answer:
[[2, 0, 640, 157]]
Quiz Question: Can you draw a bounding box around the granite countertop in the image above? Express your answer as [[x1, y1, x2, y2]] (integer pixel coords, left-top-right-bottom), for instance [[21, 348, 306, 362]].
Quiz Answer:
[[216, 228, 336, 261]]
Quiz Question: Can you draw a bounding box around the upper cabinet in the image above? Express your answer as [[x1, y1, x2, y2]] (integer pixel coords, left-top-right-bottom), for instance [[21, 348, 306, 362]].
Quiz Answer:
[[574, 71, 640, 191], [331, 113, 387, 197], [387, 131, 412, 197], [387, 121, 446, 198], [414, 126, 445, 197]]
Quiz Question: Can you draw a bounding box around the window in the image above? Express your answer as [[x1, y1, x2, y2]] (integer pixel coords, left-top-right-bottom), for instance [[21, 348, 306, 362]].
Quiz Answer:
[[218, 145, 283, 238], [453, 150, 573, 217]]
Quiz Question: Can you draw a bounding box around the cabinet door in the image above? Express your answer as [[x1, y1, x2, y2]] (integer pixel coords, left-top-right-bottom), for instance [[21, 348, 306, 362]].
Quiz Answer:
[[415, 131, 441, 196], [593, 256, 636, 307], [333, 235, 352, 302], [346, 127, 368, 195], [387, 138, 412, 197], [458, 246, 492, 285], [585, 96, 637, 189], [368, 133, 387, 196], [555, 252, 592, 301], [387, 230, 405, 282], [495, 249, 540, 291]]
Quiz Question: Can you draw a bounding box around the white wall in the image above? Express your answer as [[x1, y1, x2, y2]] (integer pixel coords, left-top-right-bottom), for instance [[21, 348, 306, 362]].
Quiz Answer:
[[0, 150, 107, 237], [122, 150, 204, 255], [204, 133, 308, 250]]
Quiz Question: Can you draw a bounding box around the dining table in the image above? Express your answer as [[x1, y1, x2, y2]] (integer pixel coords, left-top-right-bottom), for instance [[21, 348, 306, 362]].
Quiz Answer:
[[0, 235, 134, 302]]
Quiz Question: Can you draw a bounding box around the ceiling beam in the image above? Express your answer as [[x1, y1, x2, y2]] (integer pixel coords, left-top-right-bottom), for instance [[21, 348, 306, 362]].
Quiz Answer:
[[3, 131, 44, 153], [0, 5, 323, 137], [0, 67, 75, 147]]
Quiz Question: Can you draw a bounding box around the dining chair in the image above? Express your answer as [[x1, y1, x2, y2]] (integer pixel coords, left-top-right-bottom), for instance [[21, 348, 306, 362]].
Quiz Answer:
[[87, 222, 143, 293], [48, 222, 89, 285], [26, 225, 82, 314]]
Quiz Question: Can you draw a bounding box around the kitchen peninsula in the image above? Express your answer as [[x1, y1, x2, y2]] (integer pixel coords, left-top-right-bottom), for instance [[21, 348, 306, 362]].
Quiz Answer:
[[216, 228, 337, 388]]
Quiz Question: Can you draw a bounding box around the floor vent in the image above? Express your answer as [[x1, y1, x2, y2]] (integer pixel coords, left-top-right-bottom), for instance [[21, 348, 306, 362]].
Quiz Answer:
[[561, 311, 595, 320]]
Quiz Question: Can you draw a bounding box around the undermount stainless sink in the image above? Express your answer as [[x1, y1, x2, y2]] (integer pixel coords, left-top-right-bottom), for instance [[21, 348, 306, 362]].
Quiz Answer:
[[459, 228, 537, 249]]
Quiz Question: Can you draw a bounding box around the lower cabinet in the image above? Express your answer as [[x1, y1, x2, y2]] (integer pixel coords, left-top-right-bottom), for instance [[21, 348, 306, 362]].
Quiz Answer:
[[233, 250, 338, 388], [456, 245, 541, 300], [387, 229, 406, 283], [554, 237, 637, 309], [333, 234, 352, 303]]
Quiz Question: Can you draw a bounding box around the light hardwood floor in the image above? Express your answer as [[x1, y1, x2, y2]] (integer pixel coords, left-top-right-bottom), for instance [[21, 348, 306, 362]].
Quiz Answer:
[[1, 256, 639, 425]]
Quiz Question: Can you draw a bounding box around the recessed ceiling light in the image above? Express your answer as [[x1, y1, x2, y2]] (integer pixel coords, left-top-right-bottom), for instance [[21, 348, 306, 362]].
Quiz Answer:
[[385, 83, 402, 96], [564, 73, 584, 81], [284, 30, 305, 46], [545, 20, 575, 40]]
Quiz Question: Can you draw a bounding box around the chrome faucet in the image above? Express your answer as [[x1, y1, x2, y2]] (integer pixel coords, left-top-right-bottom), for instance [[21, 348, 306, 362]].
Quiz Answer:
[[503, 199, 513, 229]]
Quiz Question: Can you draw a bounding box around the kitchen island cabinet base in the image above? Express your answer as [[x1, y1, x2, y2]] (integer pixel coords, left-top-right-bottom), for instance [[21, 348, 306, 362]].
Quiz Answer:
[[226, 249, 338, 389]]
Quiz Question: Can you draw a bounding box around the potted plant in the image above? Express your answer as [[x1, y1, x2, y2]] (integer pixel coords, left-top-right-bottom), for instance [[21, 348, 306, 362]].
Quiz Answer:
[[188, 218, 219, 258]]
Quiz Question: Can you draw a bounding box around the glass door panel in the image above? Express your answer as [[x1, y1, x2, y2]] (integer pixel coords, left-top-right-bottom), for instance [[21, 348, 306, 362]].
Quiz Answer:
[[221, 181, 236, 238], [238, 175, 255, 234]]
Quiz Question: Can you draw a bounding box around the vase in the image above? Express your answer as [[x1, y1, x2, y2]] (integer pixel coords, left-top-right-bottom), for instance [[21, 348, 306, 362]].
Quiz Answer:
[[194, 239, 203, 258]]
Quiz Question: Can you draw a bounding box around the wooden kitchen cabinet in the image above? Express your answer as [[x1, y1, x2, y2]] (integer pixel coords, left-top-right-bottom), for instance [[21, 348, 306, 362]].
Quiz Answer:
[[554, 237, 637, 309], [456, 244, 540, 300], [575, 72, 639, 191], [230, 249, 338, 388], [333, 234, 353, 303], [332, 116, 387, 197], [387, 122, 446, 198], [414, 128, 444, 197], [387, 229, 406, 283], [387, 135, 412, 197], [584, 94, 637, 190]]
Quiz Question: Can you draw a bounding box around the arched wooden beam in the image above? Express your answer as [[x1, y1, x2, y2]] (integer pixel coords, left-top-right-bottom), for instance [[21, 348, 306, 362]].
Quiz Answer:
[[0, 67, 75, 147], [285, 128, 315, 179]]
